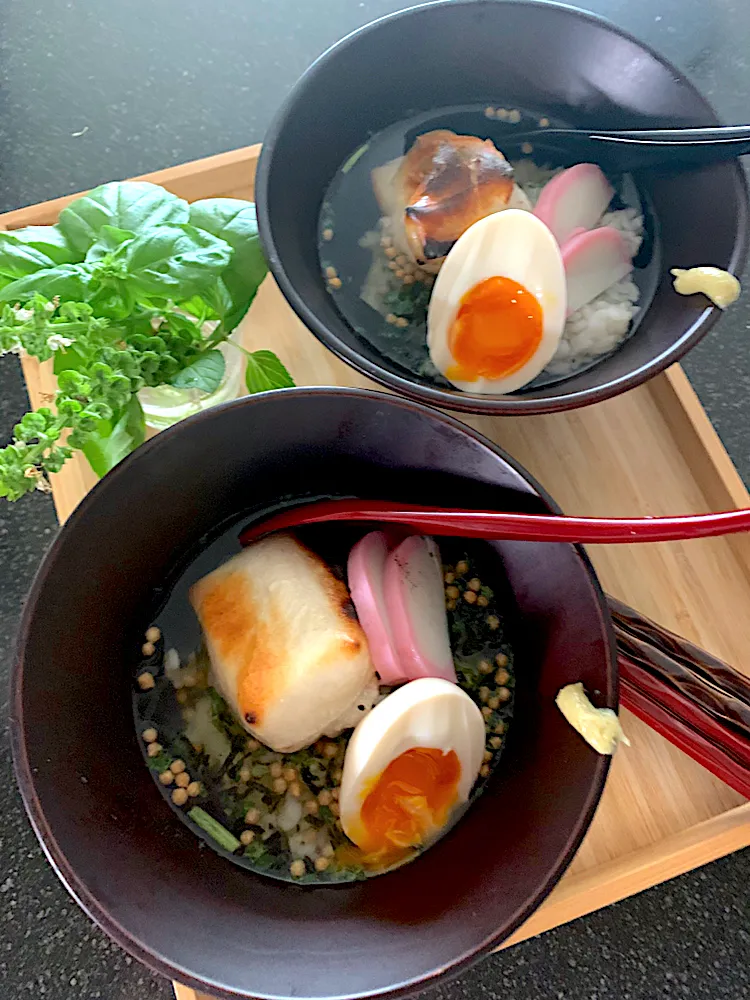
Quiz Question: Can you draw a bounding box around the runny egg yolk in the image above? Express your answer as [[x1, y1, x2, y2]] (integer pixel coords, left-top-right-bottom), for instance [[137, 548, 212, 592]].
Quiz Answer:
[[358, 747, 461, 856], [446, 275, 543, 383]]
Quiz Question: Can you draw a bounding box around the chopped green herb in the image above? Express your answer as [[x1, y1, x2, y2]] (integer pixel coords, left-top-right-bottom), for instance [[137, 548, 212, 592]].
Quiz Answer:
[[188, 807, 241, 853]]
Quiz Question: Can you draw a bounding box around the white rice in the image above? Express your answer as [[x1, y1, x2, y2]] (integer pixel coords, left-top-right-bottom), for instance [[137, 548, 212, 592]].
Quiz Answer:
[[512, 161, 644, 377]]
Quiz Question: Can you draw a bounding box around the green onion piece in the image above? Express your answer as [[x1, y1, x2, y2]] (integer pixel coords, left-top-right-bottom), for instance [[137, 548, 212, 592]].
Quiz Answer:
[[188, 807, 241, 853]]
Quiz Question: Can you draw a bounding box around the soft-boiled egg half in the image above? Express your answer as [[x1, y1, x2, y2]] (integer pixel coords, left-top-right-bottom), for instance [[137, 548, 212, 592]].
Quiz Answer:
[[339, 678, 485, 862], [427, 209, 567, 394]]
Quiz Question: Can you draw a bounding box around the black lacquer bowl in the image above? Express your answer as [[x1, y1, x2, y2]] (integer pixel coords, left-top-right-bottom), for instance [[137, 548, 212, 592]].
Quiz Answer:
[[256, 0, 748, 415], [12, 388, 615, 999]]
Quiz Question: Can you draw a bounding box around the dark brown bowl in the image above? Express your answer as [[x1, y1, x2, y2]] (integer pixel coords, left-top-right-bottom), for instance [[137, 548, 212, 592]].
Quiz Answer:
[[256, 0, 749, 415], [11, 388, 615, 1000]]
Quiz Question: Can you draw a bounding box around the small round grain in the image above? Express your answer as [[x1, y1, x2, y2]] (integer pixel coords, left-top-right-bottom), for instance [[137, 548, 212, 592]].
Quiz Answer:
[[456, 560, 469, 575], [290, 860, 306, 878], [240, 830, 255, 846], [272, 778, 288, 794], [395, 317, 409, 328], [314, 856, 330, 872], [170, 759, 186, 775], [145, 626, 161, 643], [445, 585, 459, 600], [137, 672, 155, 691], [146, 742, 163, 758], [171, 788, 188, 806], [325, 265, 338, 279], [479, 659, 493, 674], [141, 642, 155, 657], [159, 771, 174, 786], [495, 667, 510, 685], [245, 808, 260, 825], [187, 781, 201, 797], [322, 228, 334, 241], [269, 762, 283, 778], [495, 652, 509, 668], [175, 772, 190, 788], [329, 276, 342, 290], [463, 590, 477, 604], [487, 615, 500, 630], [496, 686, 511, 703], [142, 727, 158, 744]]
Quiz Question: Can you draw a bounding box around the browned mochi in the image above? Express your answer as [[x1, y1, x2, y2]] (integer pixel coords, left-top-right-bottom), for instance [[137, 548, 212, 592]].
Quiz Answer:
[[372, 130, 515, 269], [190, 534, 378, 752]]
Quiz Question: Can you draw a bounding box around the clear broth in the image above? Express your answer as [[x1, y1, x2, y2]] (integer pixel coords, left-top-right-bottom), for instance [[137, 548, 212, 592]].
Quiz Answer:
[[317, 103, 660, 391], [133, 513, 517, 885]]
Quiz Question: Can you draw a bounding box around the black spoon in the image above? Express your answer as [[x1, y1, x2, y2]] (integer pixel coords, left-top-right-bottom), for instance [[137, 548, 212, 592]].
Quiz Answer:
[[507, 125, 750, 171]]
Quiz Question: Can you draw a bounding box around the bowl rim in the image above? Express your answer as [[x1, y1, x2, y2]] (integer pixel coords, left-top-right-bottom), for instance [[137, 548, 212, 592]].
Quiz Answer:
[[11, 386, 616, 1000], [256, 0, 750, 416]]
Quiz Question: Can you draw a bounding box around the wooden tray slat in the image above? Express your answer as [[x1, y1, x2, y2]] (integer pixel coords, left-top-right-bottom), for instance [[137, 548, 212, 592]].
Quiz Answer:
[[7, 145, 749, 1000]]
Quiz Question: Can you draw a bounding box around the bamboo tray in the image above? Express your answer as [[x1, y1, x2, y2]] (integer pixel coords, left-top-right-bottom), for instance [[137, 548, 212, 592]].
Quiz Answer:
[[5, 145, 749, 1000]]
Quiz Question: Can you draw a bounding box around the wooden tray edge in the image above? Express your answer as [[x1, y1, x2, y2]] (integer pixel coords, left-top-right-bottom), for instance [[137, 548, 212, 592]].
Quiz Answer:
[[0, 144, 262, 228]]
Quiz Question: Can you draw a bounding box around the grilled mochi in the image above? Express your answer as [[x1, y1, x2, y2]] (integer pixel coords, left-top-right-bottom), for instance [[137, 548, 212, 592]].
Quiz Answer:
[[190, 533, 379, 752]]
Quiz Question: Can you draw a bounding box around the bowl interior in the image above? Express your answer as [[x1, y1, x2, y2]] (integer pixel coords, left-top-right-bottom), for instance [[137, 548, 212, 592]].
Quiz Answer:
[[257, 0, 748, 413], [12, 389, 614, 1000]]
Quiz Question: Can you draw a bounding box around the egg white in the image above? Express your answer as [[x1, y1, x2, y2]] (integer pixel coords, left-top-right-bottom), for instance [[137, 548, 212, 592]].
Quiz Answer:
[[339, 678, 485, 851], [427, 209, 567, 394]]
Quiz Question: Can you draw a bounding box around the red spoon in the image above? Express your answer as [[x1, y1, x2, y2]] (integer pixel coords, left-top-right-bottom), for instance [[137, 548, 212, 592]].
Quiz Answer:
[[239, 498, 750, 546]]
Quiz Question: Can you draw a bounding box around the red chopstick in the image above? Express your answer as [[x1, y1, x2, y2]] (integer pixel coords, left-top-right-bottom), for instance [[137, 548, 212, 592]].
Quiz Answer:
[[238, 498, 750, 547], [619, 662, 750, 799]]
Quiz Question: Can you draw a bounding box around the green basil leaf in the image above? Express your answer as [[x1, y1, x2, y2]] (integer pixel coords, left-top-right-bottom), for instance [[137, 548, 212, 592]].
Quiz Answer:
[[85, 225, 136, 263], [171, 349, 225, 393], [0, 264, 92, 304], [53, 345, 90, 376], [81, 395, 146, 477], [0, 233, 59, 286], [7, 226, 80, 265], [58, 181, 189, 254], [122, 225, 233, 298], [244, 350, 294, 394], [188, 199, 268, 330], [178, 294, 211, 323]]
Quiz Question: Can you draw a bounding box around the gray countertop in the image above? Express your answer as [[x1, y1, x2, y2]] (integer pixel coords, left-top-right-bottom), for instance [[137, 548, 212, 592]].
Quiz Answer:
[[0, 1, 748, 997]]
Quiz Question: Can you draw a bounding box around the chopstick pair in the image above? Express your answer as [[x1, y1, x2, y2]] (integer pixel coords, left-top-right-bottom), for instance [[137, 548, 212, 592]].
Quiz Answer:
[[609, 597, 750, 799]]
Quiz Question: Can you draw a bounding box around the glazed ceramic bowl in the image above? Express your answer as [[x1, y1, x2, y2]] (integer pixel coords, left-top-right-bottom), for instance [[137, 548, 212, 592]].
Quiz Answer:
[[256, 0, 748, 415], [11, 388, 615, 1000]]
